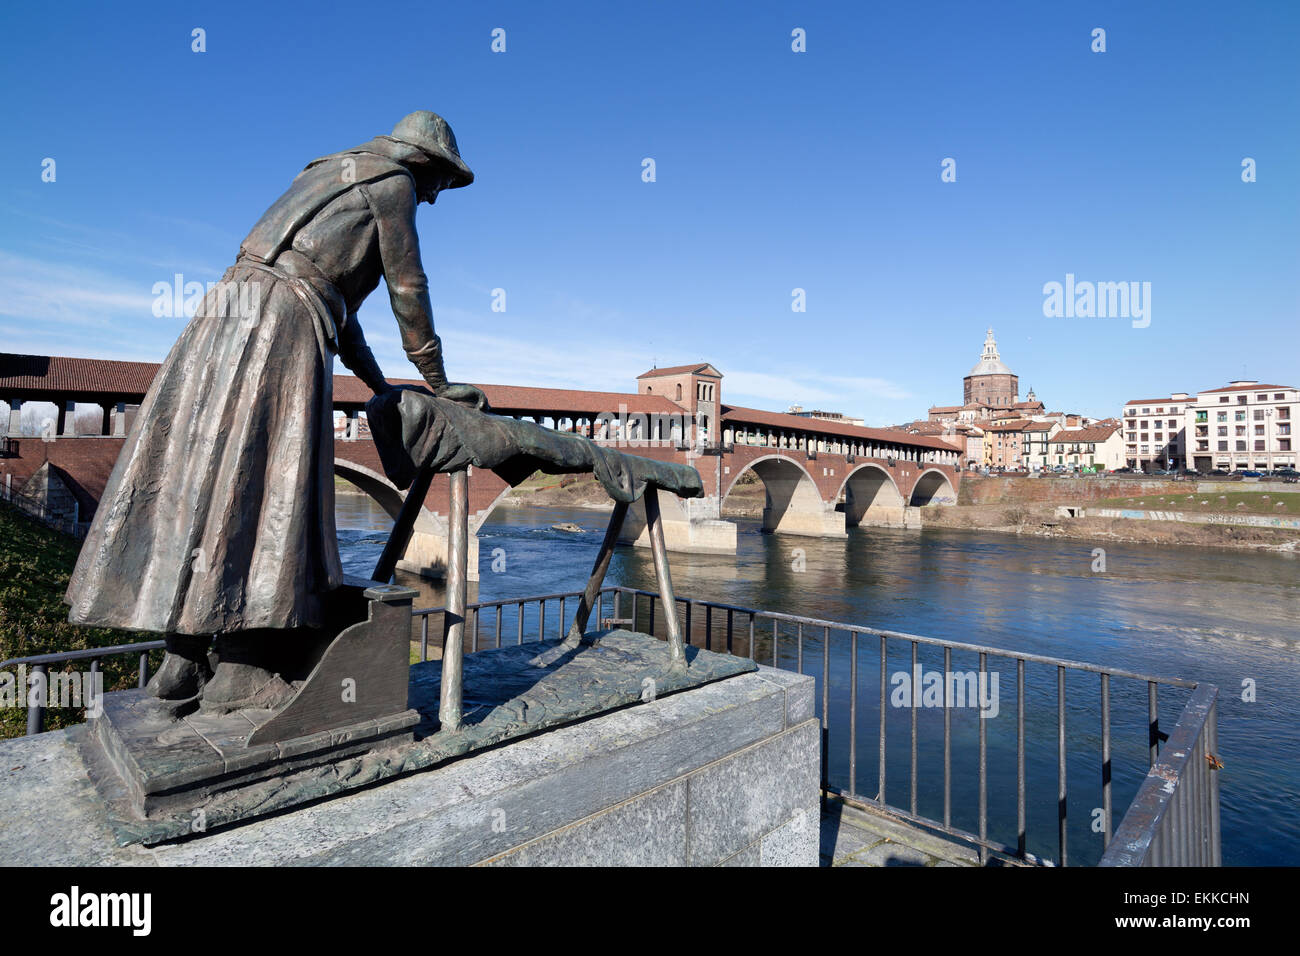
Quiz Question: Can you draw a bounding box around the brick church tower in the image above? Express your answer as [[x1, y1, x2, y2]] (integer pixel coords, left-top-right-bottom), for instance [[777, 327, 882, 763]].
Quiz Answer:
[[963, 328, 1018, 411]]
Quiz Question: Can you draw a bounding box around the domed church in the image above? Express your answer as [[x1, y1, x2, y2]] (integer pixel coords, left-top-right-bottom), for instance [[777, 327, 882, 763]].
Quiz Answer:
[[927, 328, 1045, 423]]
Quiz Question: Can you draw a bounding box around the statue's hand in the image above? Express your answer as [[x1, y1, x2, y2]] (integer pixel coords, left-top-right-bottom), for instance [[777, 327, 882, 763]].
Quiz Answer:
[[435, 382, 490, 412]]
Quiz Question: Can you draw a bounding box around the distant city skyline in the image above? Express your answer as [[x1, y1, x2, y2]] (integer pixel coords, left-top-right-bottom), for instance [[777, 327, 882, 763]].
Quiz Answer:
[[1, 1, 1296, 426]]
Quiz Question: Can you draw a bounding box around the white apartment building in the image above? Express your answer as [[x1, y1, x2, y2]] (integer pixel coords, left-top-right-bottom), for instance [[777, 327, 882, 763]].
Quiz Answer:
[[1185, 380, 1297, 472], [1121, 393, 1188, 472], [1047, 423, 1125, 472]]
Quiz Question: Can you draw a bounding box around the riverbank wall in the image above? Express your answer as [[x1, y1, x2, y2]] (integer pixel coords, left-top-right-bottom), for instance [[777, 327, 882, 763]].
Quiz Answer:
[[922, 500, 1300, 553]]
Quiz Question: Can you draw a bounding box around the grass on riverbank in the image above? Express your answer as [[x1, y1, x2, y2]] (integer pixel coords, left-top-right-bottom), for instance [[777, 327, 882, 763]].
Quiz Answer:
[[1092, 491, 1300, 517], [0, 502, 156, 739]]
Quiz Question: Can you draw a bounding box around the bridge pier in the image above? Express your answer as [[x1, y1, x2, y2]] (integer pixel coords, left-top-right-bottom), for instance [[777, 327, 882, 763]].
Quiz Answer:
[[617, 494, 737, 554], [763, 502, 847, 538], [851, 503, 923, 530], [393, 522, 483, 584]]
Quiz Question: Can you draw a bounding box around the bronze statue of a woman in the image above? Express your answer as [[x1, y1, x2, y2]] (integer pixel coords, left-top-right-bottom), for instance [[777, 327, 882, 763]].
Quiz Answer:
[[65, 111, 484, 715]]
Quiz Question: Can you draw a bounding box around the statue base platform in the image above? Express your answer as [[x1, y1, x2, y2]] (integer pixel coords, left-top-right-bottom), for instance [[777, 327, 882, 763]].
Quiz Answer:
[[1, 650, 818, 866], [79, 629, 759, 847]]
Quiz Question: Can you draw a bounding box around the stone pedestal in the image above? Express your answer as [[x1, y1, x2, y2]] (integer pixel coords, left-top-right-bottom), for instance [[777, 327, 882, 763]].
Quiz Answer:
[[0, 654, 818, 865]]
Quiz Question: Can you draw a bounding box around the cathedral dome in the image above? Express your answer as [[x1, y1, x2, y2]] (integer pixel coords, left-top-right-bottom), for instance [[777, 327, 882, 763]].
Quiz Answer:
[[967, 327, 1012, 376]]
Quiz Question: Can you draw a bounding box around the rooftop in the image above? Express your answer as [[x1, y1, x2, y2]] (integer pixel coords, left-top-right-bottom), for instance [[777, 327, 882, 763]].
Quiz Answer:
[[1051, 424, 1121, 443], [722, 403, 956, 452], [636, 363, 721, 380]]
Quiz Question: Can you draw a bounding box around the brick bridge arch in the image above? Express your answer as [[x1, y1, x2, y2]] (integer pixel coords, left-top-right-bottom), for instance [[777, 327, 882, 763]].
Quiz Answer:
[[909, 468, 957, 507], [836, 463, 906, 528], [721, 453, 842, 536]]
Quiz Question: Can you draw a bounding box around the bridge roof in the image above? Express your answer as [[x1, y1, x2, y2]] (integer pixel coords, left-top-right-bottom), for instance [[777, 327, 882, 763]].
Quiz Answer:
[[0, 352, 159, 400], [720, 403, 956, 452], [0, 353, 685, 417], [0, 353, 951, 456], [333, 375, 684, 415]]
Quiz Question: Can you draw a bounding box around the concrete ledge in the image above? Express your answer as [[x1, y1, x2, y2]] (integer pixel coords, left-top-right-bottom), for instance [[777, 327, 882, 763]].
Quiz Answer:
[[0, 666, 818, 867]]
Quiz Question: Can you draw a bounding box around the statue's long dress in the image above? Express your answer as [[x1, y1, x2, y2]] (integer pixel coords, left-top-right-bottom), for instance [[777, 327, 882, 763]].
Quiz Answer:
[[64, 261, 342, 634]]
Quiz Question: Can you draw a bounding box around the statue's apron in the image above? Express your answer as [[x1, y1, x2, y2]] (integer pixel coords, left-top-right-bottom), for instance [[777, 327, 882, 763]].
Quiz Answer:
[[65, 154, 411, 635]]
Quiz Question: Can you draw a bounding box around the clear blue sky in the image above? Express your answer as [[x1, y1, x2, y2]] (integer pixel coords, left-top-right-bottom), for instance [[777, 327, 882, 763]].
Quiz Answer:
[[1, 0, 1296, 424]]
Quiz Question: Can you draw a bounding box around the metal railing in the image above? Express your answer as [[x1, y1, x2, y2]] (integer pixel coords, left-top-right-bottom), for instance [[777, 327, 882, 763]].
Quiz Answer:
[[585, 586, 1218, 867], [2, 639, 161, 735], [1098, 683, 1220, 866], [5, 583, 1219, 866]]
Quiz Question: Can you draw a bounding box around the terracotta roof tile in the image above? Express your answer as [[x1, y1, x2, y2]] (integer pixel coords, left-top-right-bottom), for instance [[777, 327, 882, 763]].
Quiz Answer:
[[722, 403, 955, 451], [1049, 424, 1121, 443], [636, 363, 720, 379], [1198, 383, 1293, 394], [0, 353, 160, 398]]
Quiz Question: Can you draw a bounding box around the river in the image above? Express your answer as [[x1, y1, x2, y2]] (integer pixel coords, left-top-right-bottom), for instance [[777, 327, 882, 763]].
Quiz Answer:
[[337, 492, 1299, 866]]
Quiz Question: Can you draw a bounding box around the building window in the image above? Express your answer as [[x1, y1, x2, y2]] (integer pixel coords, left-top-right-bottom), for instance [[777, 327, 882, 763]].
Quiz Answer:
[[1217, 411, 1227, 422], [675, 384, 682, 401]]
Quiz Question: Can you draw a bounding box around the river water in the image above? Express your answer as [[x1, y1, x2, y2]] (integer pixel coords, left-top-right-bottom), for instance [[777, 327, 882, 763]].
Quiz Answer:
[[337, 493, 1299, 866]]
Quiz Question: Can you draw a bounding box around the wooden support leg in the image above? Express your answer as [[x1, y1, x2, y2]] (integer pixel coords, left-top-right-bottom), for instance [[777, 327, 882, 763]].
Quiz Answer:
[[440, 469, 469, 731], [643, 486, 684, 663], [373, 462, 436, 584], [567, 499, 629, 641]]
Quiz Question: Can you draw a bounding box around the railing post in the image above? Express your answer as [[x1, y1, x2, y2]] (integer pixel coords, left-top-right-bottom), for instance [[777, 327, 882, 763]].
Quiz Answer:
[[1057, 665, 1068, 867], [1016, 657, 1025, 858], [25, 664, 47, 736], [1101, 672, 1112, 848], [439, 469, 469, 732]]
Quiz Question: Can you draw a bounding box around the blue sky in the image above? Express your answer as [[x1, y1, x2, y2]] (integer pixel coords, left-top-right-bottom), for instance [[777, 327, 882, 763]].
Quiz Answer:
[[1, 0, 1296, 424]]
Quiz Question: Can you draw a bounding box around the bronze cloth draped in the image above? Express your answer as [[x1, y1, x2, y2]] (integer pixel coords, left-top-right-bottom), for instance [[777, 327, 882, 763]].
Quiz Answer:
[[65, 256, 344, 635]]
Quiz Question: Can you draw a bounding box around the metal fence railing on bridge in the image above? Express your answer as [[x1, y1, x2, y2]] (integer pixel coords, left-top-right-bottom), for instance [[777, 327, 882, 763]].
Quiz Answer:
[[5, 583, 1219, 867]]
